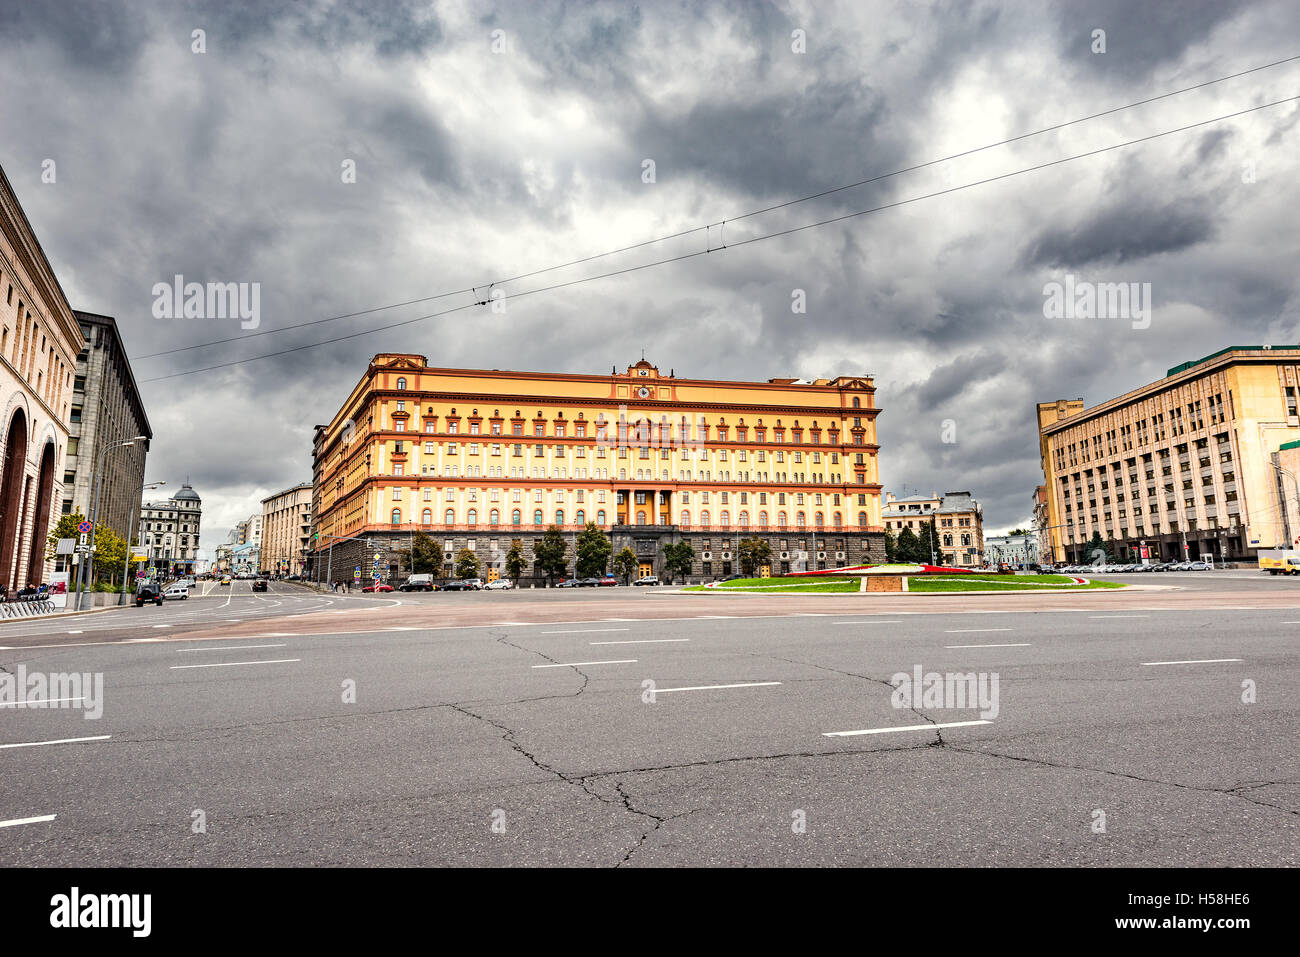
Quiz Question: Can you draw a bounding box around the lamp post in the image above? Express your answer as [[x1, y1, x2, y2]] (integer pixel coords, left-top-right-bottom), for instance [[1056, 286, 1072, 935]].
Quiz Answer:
[[77, 435, 146, 610], [120, 480, 165, 604], [1270, 462, 1299, 549]]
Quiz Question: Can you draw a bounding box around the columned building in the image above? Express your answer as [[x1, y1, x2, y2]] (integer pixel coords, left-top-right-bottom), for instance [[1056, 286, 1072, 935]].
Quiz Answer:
[[261, 481, 311, 576], [311, 355, 885, 583], [0, 163, 82, 592], [1038, 346, 1300, 563], [64, 311, 151, 538], [138, 481, 203, 577]]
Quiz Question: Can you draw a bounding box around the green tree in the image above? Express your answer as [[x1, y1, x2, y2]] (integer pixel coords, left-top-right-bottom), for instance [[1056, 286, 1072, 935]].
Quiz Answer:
[[662, 540, 696, 584], [91, 525, 127, 585], [46, 512, 86, 560], [505, 539, 527, 584], [613, 546, 638, 584], [1008, 527, 1031, 536], [575, 523, 613, 578], [895, 526, 921, 564], [410, 532, 441, 573], [533, 525, 569, 585], [916, 519, 941, 565], [883, 528, 896, 563], [1086, 531, 1114, 565], [455, 547, 481, 580], [737, 538, 773, 577]]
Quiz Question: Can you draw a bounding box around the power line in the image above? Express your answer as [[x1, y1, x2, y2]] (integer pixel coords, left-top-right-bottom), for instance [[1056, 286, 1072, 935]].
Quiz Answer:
[[132, 52, 1300, 362], [138, 93, 1300, 385]]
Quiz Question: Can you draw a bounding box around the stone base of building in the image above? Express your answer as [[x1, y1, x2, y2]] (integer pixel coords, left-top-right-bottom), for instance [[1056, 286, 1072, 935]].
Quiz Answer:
[[1060, 529, 1251, 564], [308, 527, 887, 586]]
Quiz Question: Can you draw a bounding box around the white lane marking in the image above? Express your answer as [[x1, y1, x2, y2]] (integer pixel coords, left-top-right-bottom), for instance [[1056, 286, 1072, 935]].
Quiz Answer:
[[824, 720, 991, 737], [530, 659, 637, 668], [67, 630, 83, 634], [694, 615, 737, 619], [1089, 615, 1149, 619], [654, 682, 782, 693], [493, 622, 533, 626], [0, 735, 111, 750], [0, 814, 57, 828], [944, 643, 1033, 649], [170, 658, 301, 670], [590, 638, 690, 645], [541, 628, 630, 635], [0, 697, 85, 707], [833, 620, 902, 625], [943, 628, 1012, 633], [152, 624, 170, 629], [175, 644, 287, 652], [1141, 658, 1243, 666]]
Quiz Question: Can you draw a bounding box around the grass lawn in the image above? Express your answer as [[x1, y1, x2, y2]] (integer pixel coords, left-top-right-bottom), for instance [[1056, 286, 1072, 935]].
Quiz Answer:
[[683, 576, 859, 593], [907, 574, 1123, 591]]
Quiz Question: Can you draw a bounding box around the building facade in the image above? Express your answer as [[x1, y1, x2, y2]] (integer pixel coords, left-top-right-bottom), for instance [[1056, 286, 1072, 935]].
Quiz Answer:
[[1038, 346, 1300, 564], [984, 533, 1038, 567], [0, 163, 83, 592], [1032, 485, 1050, 562], [137, 481, 203, 577], [261, 482, 311, 576], [881, 490, 985, 566], [310, 355, 885, 583], [63, 311, 151, 538]]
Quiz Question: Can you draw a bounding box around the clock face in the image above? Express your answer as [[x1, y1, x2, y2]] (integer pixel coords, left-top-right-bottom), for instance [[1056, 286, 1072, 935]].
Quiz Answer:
[[637, 386, 650, 398]]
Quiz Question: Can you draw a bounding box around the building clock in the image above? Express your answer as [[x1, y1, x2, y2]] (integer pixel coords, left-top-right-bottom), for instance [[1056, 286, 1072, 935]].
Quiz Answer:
[[637, 386, 651, 398]]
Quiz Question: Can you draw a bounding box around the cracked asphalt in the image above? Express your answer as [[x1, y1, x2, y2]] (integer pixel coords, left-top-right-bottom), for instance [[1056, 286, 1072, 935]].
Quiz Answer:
[[1, 575, 1296, 866]]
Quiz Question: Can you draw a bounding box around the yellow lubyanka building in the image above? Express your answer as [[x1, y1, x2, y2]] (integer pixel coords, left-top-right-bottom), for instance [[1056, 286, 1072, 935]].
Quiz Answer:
[[1038, 346, 1300, 564], [311, 355, 884, 582]]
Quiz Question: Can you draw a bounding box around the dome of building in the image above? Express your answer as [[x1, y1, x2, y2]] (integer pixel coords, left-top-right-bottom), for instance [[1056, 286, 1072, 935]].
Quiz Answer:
[[174, 481, 201, 503]]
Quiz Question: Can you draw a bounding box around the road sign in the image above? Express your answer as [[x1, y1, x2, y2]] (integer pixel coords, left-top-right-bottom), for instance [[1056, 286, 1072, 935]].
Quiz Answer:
[[77, 520, 92, 534], [374, 553, 381, 562], [56, 537, 75, 555], [79, 533, 88, 546]]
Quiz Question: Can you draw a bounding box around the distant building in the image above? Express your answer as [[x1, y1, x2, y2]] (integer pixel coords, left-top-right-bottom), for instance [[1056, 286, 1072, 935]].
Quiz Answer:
[[1038, 346, 1300, 563], [882, 490, 985, 566], [261, 482, 311, 575], [985, 533, 1038, 566], [230, 542, 259, 576], [138, 481, 203, 576], [1032, 485, 1050, 563], [63, 311, 152, 541]]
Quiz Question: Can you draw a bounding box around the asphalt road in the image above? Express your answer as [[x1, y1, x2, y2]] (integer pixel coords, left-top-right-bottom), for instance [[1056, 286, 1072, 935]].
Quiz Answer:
[[1, 573, 1296, 866]]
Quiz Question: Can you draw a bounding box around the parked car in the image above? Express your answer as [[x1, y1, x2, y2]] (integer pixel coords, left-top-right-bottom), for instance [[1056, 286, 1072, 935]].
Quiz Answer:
[[578, 578, 603, 587], [719, 574, 744, 582], [597, 576, 618, 587], [484, 579, 514, 590], [441, 580, 478, 591], [220, 577, 231, 585], [400, 574, 436, 592], [163, 584, 190, 601], [362, 582, 394, 593], [135, 582, 164, 607], [633, 575, 660, 586], [1188, 561, 1212, 571], [556, 578, 581, 588], [251, 579, 268, 592]]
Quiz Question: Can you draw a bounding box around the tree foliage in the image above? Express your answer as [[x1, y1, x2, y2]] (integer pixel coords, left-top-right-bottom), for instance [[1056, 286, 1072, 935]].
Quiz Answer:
[[662, 541, 695, 583], [455, 547, 481, 579], [575, 523, 613, 578], [505, 539, 527, 583], [737, 538, 773, 577], [613, 546, 638, 584], [533, 525, 569, 584]]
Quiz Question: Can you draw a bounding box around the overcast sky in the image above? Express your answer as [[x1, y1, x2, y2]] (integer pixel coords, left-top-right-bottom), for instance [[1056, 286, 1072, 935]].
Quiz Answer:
[[3, 0, 1299, 552]]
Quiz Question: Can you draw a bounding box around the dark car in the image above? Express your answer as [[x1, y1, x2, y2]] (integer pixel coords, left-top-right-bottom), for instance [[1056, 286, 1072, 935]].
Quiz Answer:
[[577, 578, 602, 587], [135, 582, 164, 607], [252, 579, 269, 592], [440, 580, 471, 591]]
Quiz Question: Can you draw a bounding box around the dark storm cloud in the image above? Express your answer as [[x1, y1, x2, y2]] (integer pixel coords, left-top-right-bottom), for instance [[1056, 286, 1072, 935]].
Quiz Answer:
[[2, 0, 1297, 546], [1021, 199, 1217, 269]]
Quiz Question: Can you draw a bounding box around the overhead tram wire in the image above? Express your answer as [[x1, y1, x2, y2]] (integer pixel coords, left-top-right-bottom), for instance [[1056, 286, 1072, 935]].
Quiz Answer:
[[137, 93, 1300, 386], [132, 52, 1300, 362]]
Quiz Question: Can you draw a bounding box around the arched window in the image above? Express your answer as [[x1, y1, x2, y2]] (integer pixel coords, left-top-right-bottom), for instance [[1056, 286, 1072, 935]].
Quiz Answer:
[[778, 510, 787, 527], [467, 509, 477, 525], [738, 511, 749, 526], [852, 396, 859, 408], [512, 509, 522, 525], [396, 377, 407, 390], [421, 508, 431, 524], [619, 468, 627, 480], [833, 512, 842, 527], [759, 510, 768, 526], [556, 509, 565, 526], [597, 509, 606, 525], [720, 510, 730, 526], [701, 510, 710, 526], [391, 508, 401, 525], [858, 511, 868, 527], [815, 512, 825, 527], [534, 509, 544, 525], [445, 508, 455, 524], [680, 510, 691, 526], [797, 511, 806, 527], [636, 511, 646, 525], [575, 509, 585, 525], [489, 508, 499, 525]]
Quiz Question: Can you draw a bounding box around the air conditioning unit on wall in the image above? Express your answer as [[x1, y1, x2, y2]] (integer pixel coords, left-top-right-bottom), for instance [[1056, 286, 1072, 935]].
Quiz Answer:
[[702, 552, 712, 560], [780, 551, 789, 559]]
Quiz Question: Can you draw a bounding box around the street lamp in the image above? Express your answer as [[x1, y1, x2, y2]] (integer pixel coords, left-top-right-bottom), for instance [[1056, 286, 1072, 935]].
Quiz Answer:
[[77, 435, 147, 610], [120, 480, 165, 604]]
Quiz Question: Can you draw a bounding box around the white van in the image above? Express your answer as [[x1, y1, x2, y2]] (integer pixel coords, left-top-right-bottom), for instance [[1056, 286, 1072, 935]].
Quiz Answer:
[[163, 584, 189, 600]]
